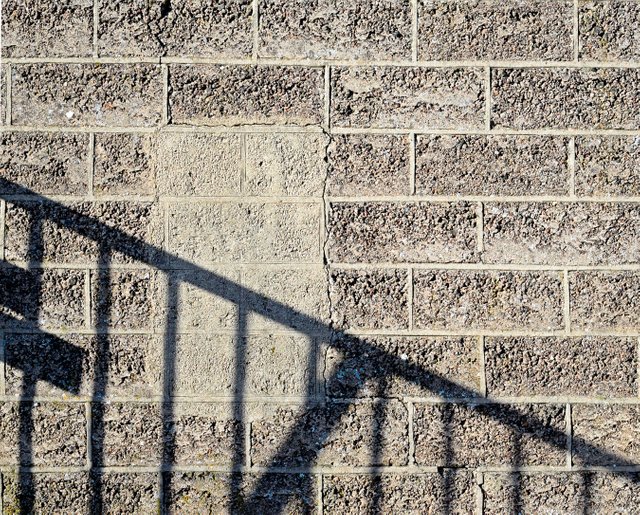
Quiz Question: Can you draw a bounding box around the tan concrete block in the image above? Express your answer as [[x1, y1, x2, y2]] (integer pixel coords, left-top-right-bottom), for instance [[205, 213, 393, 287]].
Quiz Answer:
[[415, 135, 569, 196], [5, 201, 163, 265], [94, 133, 155, 196], [575, 136, 640, 197], [327, 201, 477, 263], [418, 0, 573, 60], [0, 402, 86, 466], [97, 0, 252, 58], [330, 268, 409, 330], [325, 335, 481, 398], [12, 64, 164, 127], [327, 134, 411, 196], [4, 333, 162, 398], [331, 66, 485, 129], [485, 336, 637, 397], [258, 0, 412, 60], [0, 132, 89, 195], [156, 133, 242, 196], [414, 403, 566, 467], [1, 0, 93, 57], [243, 267, 329, 332], [251, 401, 409, 467], [168, 202, 322, 264], [579, 0, 640, 61], [245, 133, 328, 197], [569, 271, 640, 331], [572, 405, 640, 465], [483, 472, 640, 513], [483, 202, 640, 265], [323, 472, 475, 514], [492, 68, 640, 129], [169, 65, 324, 126], [413, 269, 564, 331]]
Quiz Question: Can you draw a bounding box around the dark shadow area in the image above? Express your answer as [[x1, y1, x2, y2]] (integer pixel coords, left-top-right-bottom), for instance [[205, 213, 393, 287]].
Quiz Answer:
[[1, 182, 639, 513]]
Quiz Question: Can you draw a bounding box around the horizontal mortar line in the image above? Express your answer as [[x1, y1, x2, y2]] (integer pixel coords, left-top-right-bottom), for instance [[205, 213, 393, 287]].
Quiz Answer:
[[2, 125, 325, 134], [161, 196, 325, 203], [329, 262, 640, 271], [4, 464, 639, 475], [329, 127, 640, 136], [335, 329, 640, 338], [1, 327, 332, 337], [327, 195, 640, 203], [0, 260, 327, 269], [403, 396, 640, 405], [8, 56, 640, 68], [6, 125, 640, 137]]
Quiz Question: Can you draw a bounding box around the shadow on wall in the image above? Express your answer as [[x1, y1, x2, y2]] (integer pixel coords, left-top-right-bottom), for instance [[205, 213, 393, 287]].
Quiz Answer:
[[1, 179, 638, 513]]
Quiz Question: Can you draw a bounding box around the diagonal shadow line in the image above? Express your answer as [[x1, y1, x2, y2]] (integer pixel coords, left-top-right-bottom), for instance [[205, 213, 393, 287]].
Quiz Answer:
[[2, 184, 640, 511]]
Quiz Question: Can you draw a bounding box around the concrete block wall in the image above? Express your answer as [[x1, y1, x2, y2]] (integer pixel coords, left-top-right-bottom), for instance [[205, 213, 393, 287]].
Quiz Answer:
[[2, 0, 640, 512]]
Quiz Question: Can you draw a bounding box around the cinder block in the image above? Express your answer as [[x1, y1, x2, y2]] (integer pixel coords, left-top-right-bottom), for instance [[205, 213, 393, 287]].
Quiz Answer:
[[4, 333, 162, 398], [169, 65, 324, 126], [579, 1, 640, 61], [245, 133, 328, 197], [331, 66, 485, 129], [414, 403, 566, 467], [483, 472, 640, 513], [327, 134, 410, 196], [413, 270, 564, 331], [575, 136, 640, 196], [167, 202, 322, 264], [91, 269, 158, 331], [327, 201, 477, 263], [258, 0, 412, 60], [96, 402, 241, 466], [418, 0, 573, 60], [491, 68, 640, 129], [1, 472, 160, 513], [0, 132, 89, 195], [0, 66, 6, 125], [1, 0, 93, 57], [0, 268, 86, 330], [166, 333, 314, 396], [483, 202, 640, 265], [485, 336, 638, 397], [251, 401, 409, 467], [156, 268, 240, 332], [12, 64, 164, 127], [97, 0, 252, 57], [572, 405, 640, 465], [94, 133, 155, 196], [0, 402, 86, 466], [415, 135, 569, 196], [167, 472, 317, 513], [5, 201, 162, 265], [325, 335, 481, 398], [323, 472, 475, 514], [156, 133, 242, 196], [243, 267, 329, 332], [329, 268, 409, 330], [569, 271, 640, 331]]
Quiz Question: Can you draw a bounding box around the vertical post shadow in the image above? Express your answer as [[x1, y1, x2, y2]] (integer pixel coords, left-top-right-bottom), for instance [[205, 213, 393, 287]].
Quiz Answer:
[[89, 243, 111, 513], [442, 402, 453, 515], [230, 292, 247, 507], [161, 272, 179, 513], [369, 375, 387, 515], [18, 215, 43, 514]]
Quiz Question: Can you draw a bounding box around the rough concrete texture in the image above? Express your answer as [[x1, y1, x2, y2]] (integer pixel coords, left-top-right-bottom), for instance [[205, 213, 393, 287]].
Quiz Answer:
[[418, 0, 573, 60], [328, 201, 477, 263], [483, 201, 640, 265], [415, 135, 569, 196], [575, 136, 640, 196], [413, 269, 564, 330], [483, 472, 640, 513], [3, 1, 640, 511], [97, 0, 253, 58], [485, 336, 638, 397], [414, 403, 566, 467]]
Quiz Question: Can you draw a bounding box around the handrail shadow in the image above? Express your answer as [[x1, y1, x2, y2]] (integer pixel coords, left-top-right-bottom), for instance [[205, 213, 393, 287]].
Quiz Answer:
[[0, 181, 636, 512]]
